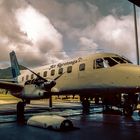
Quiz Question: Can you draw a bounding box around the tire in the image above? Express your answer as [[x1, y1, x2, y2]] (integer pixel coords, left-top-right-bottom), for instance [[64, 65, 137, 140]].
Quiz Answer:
[[138, 110, 140, 116], [16, 102, 25, 122], [123, 106, 133, 117], [60, 120, 73, 131]]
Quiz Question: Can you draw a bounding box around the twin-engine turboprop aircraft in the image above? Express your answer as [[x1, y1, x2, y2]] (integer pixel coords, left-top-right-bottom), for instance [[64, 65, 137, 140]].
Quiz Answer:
[[0, 51, 140, 116]]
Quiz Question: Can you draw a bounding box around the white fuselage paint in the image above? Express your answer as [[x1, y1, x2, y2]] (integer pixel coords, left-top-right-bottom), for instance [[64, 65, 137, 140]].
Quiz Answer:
[[12, 53, 140, 99]]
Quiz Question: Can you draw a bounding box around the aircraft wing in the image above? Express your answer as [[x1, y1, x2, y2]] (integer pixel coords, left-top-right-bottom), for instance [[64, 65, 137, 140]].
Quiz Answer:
[[0, 79, 17, 83], [0, 81, 24, 93]]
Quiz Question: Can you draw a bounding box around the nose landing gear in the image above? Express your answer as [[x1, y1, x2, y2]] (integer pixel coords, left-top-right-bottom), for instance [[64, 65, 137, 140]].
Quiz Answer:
[[16, 101, 26, 123], [80, 96, 90, 114], [123, 105, 133, 117]]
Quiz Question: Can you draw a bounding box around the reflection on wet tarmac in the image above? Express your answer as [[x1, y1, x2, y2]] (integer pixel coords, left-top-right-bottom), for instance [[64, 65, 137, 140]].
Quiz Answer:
[[0, 102, 140, 124], [0, 102, 140, 140]]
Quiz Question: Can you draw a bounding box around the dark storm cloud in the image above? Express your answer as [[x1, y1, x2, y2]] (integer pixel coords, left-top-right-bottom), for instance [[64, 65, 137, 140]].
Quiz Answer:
[[0, 0, 28, 40], [0, 0, 138, 68], [0, 0, 68, 67], [28, 0, 101, 29]]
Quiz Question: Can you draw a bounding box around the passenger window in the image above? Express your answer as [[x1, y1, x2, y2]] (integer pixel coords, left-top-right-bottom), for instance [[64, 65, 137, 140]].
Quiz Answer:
[[67, 66, 72, 73], [43, 71, 47, 77], [96, 58, 104, 69], [37, 72, 40, 76], [79, 63, 85, 71], [58, 68, 63, 74], [26, 75, 29, 80], [31, 74, 34, 79], [22, 77, 24, 82], [51, 69, 55, 76]]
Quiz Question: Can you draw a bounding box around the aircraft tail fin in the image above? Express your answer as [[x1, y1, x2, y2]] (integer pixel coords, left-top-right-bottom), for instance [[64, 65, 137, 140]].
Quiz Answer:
[[10, 51, 20, 78]]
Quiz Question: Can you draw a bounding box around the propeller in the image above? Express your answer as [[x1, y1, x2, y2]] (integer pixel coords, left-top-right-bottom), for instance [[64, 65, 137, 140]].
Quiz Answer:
[[22, 66, 64, 85], [22, 65, 64, 108], [22, 66, 48, 82]]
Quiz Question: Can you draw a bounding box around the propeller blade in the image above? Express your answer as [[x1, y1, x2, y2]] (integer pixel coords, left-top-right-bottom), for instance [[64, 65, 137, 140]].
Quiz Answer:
[[21, 65, 48, 82], [22, 65, 64, 91], [54, 72, 65, 81]]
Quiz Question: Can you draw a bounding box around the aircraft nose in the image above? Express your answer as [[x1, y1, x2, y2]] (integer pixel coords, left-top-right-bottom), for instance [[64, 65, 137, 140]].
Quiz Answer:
[[117, 64, 140, 87]]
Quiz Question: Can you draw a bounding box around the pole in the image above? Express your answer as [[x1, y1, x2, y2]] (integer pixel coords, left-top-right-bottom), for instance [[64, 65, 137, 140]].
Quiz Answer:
[[133, 4, 139, 65]]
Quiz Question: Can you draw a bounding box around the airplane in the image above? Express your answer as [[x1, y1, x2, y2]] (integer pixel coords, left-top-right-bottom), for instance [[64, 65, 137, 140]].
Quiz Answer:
[[0, 51, 140, 117]]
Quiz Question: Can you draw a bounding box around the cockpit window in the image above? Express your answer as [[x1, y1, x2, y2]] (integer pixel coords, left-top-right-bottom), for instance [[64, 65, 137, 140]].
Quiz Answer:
[[104, 57, 118, 67], [112, 57, 126, 64], [111, 56, 132, 64], [95, 57, 117, 69], [121, 57, 132, 63], [94, 56, 132, 69], [96, 58, 104, 69]]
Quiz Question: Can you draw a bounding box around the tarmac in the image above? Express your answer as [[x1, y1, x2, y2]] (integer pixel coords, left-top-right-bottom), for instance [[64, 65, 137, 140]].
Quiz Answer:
[[0, 100, 140, 140]]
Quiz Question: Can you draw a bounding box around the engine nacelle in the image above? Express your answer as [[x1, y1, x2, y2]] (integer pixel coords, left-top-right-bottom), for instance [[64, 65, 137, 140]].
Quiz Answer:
[[40, 80, 56, 90], [22, 84, 50, 99], [27, 115, 73, 131]]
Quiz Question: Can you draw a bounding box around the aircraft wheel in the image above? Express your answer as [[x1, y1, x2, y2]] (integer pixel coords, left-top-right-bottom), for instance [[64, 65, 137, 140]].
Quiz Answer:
[[81, 98, 90, 114], [60, 120, 73, 131], [16, 101, 25, 122], [138, 110, 140, 116], [82, 99, 90, 108], [123, 105, 133, 117], [95, 96, 99, 104]]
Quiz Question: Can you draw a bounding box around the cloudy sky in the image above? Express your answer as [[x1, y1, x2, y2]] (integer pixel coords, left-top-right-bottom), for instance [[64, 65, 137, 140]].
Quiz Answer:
[[0, 0, 139, 68]]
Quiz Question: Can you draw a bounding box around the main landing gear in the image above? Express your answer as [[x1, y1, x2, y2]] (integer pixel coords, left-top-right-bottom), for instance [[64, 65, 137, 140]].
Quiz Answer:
[[16, 101, 26, 123], [80, 96, 90, 114], [123, 105, 133, 117], [80, 93, 139, 117], [138, 110, 140, 116], [16, 97, 53, 123], [122, 94, 138, 117]]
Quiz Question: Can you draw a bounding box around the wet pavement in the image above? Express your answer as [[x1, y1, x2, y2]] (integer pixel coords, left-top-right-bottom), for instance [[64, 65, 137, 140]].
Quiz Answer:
[[0, 100, 140, 140]]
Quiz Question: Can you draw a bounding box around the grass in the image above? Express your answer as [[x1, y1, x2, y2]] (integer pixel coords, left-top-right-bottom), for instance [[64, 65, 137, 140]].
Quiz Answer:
[[0, 93, 19, 100], [0, 94, 79, 102]]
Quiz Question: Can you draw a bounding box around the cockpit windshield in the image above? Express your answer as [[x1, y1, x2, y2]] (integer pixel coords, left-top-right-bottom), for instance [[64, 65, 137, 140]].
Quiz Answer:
[[112, 57, 132, 64], [95, 56, 132, 69], [104, 57, 118, 67], [112, 57, 125, 64], [121, 57, 132, 64]]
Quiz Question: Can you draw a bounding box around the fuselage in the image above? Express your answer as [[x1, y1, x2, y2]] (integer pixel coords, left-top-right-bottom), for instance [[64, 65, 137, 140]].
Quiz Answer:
[[12, 53, 140, 99]]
